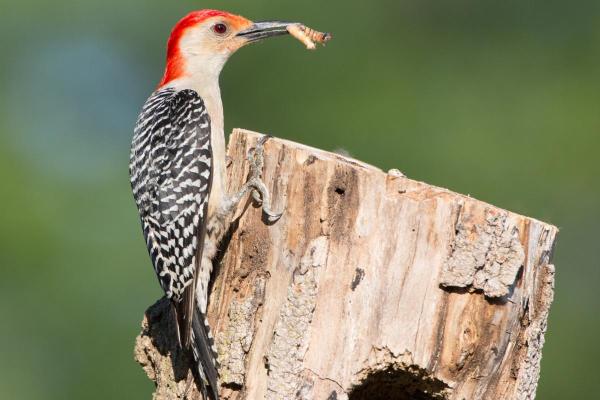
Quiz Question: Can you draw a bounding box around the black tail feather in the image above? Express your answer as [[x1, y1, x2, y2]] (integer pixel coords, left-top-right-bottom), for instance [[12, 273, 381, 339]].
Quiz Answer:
[[191, 306, 219, 400]]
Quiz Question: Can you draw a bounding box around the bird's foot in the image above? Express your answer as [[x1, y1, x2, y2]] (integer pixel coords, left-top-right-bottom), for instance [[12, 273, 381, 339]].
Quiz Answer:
[[214, 135, 283, 228], [245, 135, 283, 223]]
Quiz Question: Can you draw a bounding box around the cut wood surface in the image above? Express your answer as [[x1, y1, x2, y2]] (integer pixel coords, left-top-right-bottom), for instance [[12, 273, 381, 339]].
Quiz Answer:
[[134, 129, 558, 400]]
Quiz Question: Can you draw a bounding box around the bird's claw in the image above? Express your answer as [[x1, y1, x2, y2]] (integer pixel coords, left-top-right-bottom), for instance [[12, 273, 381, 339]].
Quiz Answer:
[[264, 210, 284, 224], [246, 135, 283, 223]]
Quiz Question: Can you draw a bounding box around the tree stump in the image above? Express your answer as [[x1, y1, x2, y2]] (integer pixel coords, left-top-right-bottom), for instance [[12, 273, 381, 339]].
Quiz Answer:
[[134, 129, 558, 400]]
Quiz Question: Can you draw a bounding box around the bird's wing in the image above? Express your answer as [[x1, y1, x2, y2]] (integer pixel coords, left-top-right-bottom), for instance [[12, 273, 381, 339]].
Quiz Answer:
[[130, 88, 212, 349]]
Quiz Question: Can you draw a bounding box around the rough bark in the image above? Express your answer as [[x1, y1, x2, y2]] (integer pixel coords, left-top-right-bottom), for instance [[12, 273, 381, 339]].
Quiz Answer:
[[134, 129, 558, 400]]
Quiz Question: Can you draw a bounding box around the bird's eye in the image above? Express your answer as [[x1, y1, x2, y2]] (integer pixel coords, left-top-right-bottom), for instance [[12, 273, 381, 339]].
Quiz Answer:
[[213, 23, 228, 35]]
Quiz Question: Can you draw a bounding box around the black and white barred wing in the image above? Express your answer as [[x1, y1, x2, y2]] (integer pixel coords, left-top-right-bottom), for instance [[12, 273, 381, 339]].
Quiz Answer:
[[130, 88, 212, 348]]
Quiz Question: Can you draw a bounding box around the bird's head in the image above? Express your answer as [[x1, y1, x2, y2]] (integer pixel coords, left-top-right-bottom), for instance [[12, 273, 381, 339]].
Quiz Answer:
[[160, 9, 293, 87]]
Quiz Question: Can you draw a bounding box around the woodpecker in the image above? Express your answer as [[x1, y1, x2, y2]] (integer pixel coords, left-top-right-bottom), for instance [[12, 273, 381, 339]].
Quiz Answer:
[[129, 9, 319, 399]]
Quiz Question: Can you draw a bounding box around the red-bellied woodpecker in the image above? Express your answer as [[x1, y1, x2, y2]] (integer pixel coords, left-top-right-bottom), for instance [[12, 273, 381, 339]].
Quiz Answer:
[[129, 9, 328, 399]]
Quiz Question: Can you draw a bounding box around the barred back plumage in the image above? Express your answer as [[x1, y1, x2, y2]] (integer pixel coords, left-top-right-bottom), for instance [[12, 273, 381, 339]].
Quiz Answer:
[[130, 87, 219, 399]]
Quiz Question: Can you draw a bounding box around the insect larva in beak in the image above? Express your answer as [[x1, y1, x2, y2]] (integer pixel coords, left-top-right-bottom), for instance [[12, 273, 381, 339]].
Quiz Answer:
[[287, 24, 332, 50]]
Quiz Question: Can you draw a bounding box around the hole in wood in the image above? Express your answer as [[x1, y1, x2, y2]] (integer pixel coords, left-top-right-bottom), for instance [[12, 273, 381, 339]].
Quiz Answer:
[[335, 187, 346, 196], [349, 366, 449, 400]]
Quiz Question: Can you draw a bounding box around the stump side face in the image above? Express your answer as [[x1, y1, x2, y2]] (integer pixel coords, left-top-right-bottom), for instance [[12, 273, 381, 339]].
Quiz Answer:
[[207, 130, 557, 400]]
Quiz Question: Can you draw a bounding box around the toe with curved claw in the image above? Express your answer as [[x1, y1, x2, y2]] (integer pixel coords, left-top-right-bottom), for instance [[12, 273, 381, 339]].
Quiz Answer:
[[246, 135, 283, 223]]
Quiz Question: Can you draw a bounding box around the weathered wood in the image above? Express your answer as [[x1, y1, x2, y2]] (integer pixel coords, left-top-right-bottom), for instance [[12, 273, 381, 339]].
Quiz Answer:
[[134, 129, 557, 400]]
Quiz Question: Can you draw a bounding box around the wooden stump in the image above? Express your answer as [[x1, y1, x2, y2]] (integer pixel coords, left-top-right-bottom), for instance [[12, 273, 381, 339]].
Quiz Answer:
[[134, 129, 558, 400]]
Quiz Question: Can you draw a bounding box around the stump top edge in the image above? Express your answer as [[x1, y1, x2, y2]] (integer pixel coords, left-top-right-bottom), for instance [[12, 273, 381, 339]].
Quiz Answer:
[[230, 128, 558, 232]]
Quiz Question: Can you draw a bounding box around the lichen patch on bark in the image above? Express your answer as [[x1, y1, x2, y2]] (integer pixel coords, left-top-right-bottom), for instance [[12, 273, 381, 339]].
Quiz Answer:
[[515, 264, 555, 400], [265, 237, 328, 400], [440, 208, 525, 298], [216, 277, 266, 387]]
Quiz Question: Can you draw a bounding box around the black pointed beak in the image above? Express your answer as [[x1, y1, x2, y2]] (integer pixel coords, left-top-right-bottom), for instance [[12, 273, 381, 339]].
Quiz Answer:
[[236, 21, 293, 42]]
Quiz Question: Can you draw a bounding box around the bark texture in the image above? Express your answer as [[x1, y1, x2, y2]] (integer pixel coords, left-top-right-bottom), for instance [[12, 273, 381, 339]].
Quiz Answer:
[[134, 129, 558, 400]]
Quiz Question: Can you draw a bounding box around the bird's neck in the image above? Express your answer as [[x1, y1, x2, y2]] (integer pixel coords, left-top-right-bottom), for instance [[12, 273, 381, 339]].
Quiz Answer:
[[169, 74, 227, 214]]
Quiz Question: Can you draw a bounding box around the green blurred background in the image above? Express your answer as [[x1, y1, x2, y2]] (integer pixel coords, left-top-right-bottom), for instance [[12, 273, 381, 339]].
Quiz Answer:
[[1, 0, 598, 398]]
